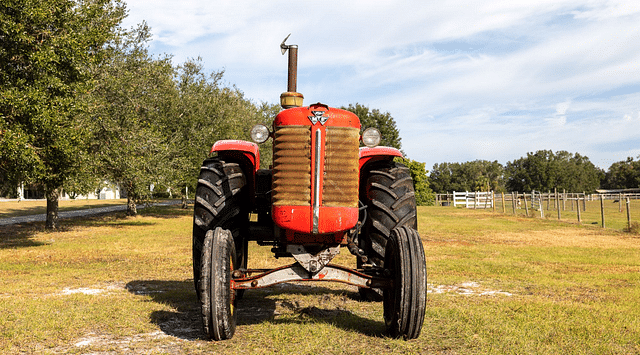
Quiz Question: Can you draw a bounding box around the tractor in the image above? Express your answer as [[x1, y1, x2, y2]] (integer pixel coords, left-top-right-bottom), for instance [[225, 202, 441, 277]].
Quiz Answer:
[[192, 35, 426, 341]]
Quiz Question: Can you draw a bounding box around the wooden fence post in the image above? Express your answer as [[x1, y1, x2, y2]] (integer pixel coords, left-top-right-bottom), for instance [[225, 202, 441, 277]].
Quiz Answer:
[[524, 193, 529, 217], [576, 198, 581, 224], [502, 193, 506, 213], [571, 193, 574, 211], [600, 194, 605, 228], [627, 197, 631, 231], [583, 192, 586, 212], [492, 191, 495, 212], [619, 193, 623, 213], [555, 188, 561, 220], [511, 192, 516, 215]]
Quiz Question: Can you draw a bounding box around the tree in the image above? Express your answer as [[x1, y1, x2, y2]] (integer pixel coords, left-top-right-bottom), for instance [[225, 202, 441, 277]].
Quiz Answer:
[[159, 58, 279, 208], [86, 23, 176, 215], [0, 0, 126, 228], [504, 150, 603, 192], [602, 157, 640, 189], [396, 157, 435, 206], [342, 103, 401, 149], [430, 160, 504, 193]]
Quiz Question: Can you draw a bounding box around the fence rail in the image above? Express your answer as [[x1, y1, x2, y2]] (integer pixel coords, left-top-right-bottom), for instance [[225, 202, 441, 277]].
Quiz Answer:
[[451, 191, 493, 209]]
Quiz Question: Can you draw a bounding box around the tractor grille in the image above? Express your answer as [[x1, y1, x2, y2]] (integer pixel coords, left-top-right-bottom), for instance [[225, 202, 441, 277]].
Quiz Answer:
[[323, 127, 360, 207], [273, 125, 312, 206]]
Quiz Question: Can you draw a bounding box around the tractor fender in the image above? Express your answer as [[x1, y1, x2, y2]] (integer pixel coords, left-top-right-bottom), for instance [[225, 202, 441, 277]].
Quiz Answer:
[[358, 146, 403, 171], [210, 140, 260, 172], [210, 140, 260, 207]]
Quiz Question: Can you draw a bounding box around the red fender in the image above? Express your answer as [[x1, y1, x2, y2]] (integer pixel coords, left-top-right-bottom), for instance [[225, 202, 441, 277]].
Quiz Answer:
[[210, 140, 260, 172], [359, 146, 403, 170]]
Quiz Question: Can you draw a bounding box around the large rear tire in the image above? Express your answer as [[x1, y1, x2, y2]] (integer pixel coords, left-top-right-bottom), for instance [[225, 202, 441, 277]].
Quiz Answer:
[[360, 160, 417, 300], [199, 227, 237, 340], [383, 226, 427, 339], [193, 158, 247, 294]]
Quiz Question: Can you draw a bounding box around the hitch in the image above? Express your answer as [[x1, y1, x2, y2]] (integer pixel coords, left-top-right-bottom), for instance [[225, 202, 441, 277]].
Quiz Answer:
[[280, 34, 304, 108]]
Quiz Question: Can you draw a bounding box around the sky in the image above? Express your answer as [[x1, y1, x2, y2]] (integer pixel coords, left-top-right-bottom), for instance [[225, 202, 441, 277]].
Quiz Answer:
[[121, 0, 640, 171]]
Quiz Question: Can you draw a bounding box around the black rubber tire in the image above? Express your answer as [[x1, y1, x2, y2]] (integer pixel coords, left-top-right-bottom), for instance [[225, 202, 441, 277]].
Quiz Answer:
[[192, 158, 247, 294], [199, 227, 238, 340], [383, 226, 427, 340], [360, 160, 417, 300]]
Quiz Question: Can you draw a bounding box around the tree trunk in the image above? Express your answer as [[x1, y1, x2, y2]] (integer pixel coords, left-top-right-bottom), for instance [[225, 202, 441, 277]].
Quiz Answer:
[[127, 196, 137, 216], [181, 194, 188, 209], [46, 188, 59, 229]]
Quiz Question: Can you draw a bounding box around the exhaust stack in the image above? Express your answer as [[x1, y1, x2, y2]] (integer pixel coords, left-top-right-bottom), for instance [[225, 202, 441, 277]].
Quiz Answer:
[[280, 34, 303, 108]]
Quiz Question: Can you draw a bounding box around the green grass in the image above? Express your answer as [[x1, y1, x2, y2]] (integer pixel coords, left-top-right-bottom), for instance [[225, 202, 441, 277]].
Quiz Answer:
[[1, 205, 639, 353]]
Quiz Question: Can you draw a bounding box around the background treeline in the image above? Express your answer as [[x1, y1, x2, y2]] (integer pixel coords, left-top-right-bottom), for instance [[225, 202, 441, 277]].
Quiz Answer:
[[429, 151, 640, 194]]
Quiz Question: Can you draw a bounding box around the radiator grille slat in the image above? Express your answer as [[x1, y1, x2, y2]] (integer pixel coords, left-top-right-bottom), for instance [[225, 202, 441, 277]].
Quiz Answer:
[[323, 127, 360, 207], [273, 125, 312, 206]]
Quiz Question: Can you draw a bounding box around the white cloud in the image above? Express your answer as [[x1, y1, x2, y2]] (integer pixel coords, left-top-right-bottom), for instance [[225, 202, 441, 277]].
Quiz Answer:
[[121, 0, 640, 170]]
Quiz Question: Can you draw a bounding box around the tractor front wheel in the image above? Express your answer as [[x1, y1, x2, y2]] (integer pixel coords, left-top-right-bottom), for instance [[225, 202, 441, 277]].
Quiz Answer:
[[383, 226, 426, 340], [199, 227, 238, 340]]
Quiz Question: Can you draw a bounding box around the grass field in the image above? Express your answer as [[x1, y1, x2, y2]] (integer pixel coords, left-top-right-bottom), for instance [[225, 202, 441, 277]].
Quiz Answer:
[[1, 205, 639, 354]]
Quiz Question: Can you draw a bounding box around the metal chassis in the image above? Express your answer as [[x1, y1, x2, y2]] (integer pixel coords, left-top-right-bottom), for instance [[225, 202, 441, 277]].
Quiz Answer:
[[231, 263, 392, 290]]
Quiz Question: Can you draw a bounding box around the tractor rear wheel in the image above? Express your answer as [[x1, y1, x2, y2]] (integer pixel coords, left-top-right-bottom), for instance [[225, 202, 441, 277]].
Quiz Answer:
[[360, 160, 417, 300], [383, 226, 426, 339], [199, 227, 238, 340], [193, 158, 247, 295]]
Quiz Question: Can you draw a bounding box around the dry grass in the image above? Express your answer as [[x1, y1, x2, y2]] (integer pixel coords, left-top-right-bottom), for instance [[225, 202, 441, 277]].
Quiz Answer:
[[1, 205, 639, 354]]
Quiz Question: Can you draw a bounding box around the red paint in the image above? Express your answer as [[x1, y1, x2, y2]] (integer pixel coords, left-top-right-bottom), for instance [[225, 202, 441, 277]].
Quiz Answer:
[[273, 103, 361, 129], [210, 140, 260, 171], [358, 146, 403, 170], [273, 205, 358, 235]]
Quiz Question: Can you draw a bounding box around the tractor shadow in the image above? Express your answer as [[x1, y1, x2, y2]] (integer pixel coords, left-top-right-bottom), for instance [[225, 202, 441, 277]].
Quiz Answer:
[[125, 279, 386, 341]]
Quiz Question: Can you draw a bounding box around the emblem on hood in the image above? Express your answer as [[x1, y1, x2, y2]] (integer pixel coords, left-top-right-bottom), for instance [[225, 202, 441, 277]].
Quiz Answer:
[[308, 110, 329, 125]]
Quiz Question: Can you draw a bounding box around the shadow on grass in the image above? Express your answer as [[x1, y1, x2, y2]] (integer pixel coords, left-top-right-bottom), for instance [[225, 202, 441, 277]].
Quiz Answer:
[[0, 224, 48, 248], [0, 204, 192, 249], [125, 278, 386, 341]]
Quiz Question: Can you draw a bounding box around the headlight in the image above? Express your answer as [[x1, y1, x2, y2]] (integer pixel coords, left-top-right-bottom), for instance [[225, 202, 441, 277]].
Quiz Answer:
[[362, 127, 381, 147], [250, 124, 271, 144]]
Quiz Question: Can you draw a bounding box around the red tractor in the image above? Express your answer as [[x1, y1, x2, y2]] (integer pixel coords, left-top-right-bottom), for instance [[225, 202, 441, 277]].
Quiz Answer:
[[192, 35, 426, 341]]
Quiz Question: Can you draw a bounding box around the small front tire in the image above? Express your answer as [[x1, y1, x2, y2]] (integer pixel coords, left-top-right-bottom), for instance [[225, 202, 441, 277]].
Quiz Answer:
[[199, 227, 237, 340], [383, 226, 427, 339]]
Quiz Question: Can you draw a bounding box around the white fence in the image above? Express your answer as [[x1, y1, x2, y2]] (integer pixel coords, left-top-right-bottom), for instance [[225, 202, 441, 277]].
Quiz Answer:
[[452, 191, 494, 209]]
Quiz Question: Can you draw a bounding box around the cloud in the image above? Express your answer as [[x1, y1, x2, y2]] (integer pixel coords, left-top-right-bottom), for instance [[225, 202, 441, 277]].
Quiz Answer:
[[121, 0, 640, 170]]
